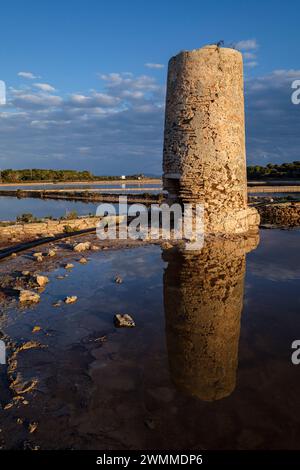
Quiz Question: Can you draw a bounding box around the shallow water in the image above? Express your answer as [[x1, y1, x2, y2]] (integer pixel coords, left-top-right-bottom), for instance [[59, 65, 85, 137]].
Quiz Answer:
[[0, 183, 161, 190], [0, 196, 101, 220], [0, 229, 300, 449]]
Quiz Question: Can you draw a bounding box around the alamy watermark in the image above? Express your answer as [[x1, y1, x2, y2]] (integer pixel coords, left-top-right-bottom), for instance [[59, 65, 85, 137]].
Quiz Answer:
[[0, 80, 6, 105], [0, 340, 6, 364], [95, 196, 205, 250], [291, 340, 300, 365], [291, 80, 300, 104]]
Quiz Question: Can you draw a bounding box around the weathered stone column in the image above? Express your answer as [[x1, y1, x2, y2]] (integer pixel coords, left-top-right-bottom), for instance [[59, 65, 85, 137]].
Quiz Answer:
[[162, 235, 258, 401], [163, 45, 259, 234]]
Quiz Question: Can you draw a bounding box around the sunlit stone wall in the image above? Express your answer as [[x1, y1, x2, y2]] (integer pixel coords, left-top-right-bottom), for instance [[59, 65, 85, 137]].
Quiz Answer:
[[162, 45, 259, 234]]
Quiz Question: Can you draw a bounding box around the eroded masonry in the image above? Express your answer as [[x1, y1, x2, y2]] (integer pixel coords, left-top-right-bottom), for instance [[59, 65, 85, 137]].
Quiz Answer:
[[162, 45, 259, 234]]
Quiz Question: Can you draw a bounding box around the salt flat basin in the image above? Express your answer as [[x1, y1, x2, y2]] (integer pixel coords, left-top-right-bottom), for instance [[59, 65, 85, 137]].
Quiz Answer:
[[0, 183, 161, 190], [0, 196, 113, 221], [0, 229, 300, 449]]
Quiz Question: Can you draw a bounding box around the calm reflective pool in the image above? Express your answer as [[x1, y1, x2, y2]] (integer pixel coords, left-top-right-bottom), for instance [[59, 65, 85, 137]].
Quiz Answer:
[[0, 196, 100, 220], [0, 229, 300, 449]]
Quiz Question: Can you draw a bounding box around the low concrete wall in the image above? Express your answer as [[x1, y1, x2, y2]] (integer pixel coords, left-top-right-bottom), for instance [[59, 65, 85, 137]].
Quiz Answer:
[[0, 216, 102, 242]]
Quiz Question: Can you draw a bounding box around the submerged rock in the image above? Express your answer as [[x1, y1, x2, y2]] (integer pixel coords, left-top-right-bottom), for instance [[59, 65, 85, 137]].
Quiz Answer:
[[78, 257, 88, 264], [114, 275, 123, 284], [19, 290, 40, 303], [114, 314, 135, 328]]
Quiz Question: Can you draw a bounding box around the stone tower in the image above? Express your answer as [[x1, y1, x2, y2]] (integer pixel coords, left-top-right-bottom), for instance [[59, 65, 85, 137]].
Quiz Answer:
[[163, 45, 259, 234], [162, 235, 258, 401]]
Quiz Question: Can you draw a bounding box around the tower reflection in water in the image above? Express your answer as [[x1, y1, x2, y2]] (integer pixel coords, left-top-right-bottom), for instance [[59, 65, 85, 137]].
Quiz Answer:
[[162, 235, 259, 401]]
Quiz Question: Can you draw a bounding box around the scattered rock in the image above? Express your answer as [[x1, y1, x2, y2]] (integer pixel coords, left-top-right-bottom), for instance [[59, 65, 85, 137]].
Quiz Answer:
[[53, 300, 62, 307], [114, 275, 123, 284], [114, 313, 135, 328], [64, 296, 78, 304], [3, 402, 14, 410], [10, 376, 38, 395], [64, 263, 74, 270], [19, 290, 40, 303], [91, 245, 100, 251], [47, 249, 56, 257], [73, 241, 91, 252], [161, 241, 173, 250], [144, 418, 156, 430], [28, 422, 38, 434], [33, 275, 49, 287], [10, 253, 17, 258], [32, 326, 41, 333], [78, 257, 88, 264], [22, 271, 30, 277], [17, 418, 24, 425]]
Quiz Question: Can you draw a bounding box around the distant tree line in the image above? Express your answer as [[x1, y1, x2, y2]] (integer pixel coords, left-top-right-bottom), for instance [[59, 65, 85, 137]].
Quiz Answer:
[[247, 161, 300, 180], [0, 169, 147, 183]]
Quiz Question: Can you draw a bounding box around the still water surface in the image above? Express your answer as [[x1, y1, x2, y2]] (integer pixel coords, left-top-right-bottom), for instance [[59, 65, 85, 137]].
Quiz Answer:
[[0, 229, 300, 449], [0, 196, 103, 220]]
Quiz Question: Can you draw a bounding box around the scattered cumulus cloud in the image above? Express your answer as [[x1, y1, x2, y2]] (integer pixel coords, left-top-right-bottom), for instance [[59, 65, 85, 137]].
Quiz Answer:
[[235, 38, 259, 68], [235, 39, 259, 51], [145, 63, 164, 69], [17, 71, 39, 80], [33, 83, 56, 92], [245, 61, 258, 68], [1, 66, 300, 173]]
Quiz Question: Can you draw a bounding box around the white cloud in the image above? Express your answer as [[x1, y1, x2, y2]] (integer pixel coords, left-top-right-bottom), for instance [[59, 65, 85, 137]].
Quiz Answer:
[[235, 39, 259, 51], [3, 66, 299, 173], [245, 61, 258, 68], [12, 93, 63, 108], [34, 83, 56, 92], [243, 52, 256, 60], [18, 71, 39, 80], [145, 63, 164, 69]]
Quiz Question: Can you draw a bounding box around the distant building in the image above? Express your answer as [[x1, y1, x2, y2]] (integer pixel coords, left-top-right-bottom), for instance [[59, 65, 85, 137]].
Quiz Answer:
[[121, 175, 126, 180]]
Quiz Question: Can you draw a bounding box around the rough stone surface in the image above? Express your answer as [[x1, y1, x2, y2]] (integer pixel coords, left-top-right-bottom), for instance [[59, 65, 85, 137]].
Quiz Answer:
[[73, 241, 91, 252], [19, 290, 40, 303], [33, 275, 49, 287], [258, 202, 300, 226], [162, 45, 259, 234], [114, 314, 135, 328]]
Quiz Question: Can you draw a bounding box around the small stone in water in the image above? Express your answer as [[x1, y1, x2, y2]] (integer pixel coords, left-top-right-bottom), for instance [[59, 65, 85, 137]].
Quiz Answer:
[[64, 296, 78, 304], [28, 422, 38, 434], [78, 257, 88, 264], [32, 326, 41, 333], [114, 275, 123, 284], [64, 263, 74, 269], [114, 314, 135, 328]]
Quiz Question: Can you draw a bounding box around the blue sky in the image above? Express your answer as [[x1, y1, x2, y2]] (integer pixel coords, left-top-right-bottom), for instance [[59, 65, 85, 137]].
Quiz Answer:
[[0, 0, 299, 174]]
